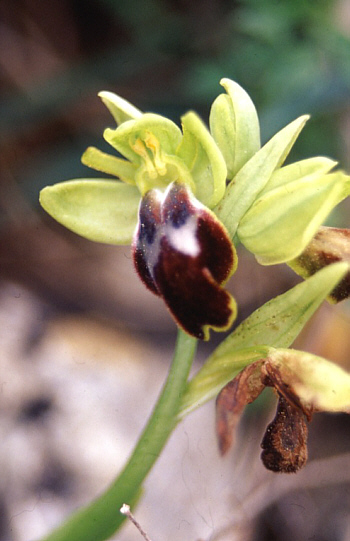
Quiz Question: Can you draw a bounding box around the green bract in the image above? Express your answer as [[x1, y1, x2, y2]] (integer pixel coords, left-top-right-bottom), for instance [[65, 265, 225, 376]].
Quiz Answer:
[[209, 78, 260, 180], [179, 262, 349, 415], [212, 100, 350, 264], [214, 115, 309, 238]]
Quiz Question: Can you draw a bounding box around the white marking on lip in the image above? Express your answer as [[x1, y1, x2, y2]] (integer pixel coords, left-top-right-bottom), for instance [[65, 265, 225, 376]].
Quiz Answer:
[[166, 216, 200, 257]]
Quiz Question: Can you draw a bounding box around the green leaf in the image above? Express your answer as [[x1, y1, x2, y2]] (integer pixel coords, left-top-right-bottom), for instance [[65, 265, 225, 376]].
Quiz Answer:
[[177, 111, 227, 208], [214, 115, 309, 239], [40, 179, 140, 245], [179, 262, 348, 415], [209, 78, 260, 180], [98, 91, 143, 125], [238, 172, 346, 265], [82, 147, 137, 184], [268, 348, 350, 412]]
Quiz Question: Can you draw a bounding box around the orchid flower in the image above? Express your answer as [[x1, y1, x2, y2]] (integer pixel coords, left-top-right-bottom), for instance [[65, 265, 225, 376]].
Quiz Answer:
[[40, 79, 350, 340], [37, 78, 350, 541], [40, 86, 244, 339]]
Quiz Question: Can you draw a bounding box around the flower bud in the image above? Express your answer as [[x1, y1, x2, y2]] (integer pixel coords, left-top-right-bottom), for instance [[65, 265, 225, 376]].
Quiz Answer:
[[289, 226, 350, 302]]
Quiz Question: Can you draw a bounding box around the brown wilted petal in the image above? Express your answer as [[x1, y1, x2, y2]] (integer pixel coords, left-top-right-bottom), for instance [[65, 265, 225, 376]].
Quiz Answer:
[[215, 360, 265, 455], [290, 226, 350, 302], [260, 395, 309, 473], [262, 360, 313, 421]]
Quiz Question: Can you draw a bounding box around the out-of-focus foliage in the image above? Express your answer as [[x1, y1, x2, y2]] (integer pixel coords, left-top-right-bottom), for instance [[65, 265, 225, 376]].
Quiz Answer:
[[1, 0, 350, 307], [1, 5, 350, 540], [1, 1, 350, 189]]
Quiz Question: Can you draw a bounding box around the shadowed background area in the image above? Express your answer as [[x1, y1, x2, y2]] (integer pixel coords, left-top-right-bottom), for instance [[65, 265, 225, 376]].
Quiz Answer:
[[1, 1, 350, 540]]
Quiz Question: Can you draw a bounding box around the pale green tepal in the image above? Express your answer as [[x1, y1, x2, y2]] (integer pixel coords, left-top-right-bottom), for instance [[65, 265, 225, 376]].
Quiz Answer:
[[212, 95, 350, 264], [40, 90, 228, 246], [40, 78, 350, 266], [237, 164, 349, 265], [209, 78, 261, 180]]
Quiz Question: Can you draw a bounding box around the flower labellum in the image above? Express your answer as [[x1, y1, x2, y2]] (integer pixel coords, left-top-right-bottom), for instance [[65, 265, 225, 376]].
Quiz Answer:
[[133, 182, 237, 340]]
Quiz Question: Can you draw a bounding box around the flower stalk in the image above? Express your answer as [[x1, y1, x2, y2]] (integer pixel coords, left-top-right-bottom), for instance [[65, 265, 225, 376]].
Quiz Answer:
[[40, 330, 197, 541]]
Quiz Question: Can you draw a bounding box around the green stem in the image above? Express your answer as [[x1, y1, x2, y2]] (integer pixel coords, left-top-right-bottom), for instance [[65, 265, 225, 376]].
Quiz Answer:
[[40, 329, 197, 541]]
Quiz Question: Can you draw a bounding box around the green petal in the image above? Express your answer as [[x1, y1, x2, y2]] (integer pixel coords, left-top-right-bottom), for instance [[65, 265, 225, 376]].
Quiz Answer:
[[177, 111, 227, 208], [336, 171, 350, 204], [179, 262, 348, 415], [134, 154, 195, 195], [40, 179, 140, 245], [98, 91, 143, 125], [82, 147, 137, 184], [104, 113, 183, 164], [209, 78, 260, 180], [268, 348, 350, 412], [259, 156, 337, 197], [215, 115, 309, 239], [238, 172, 346, 265]]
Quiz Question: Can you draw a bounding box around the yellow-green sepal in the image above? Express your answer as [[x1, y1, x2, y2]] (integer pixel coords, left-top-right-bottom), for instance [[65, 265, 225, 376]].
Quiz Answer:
[[238, 171, 346, 265], [103, 113, 183, 165], [215, 115, 309, 239], [209, 78, 260, 180], [98, 91, 143, 125], [40, 179, 140, 245], [177, 111, 227, 208], [266, 348, 350, 413]]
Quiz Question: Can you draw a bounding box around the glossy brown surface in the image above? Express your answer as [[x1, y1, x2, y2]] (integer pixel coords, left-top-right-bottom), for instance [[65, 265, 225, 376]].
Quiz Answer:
[[133, 183, 236, 339]]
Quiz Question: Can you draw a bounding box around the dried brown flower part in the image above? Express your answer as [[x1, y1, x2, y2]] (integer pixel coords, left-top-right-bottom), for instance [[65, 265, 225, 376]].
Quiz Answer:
[[215, 357, 315, 473], [215, 346, 350, 473], [290, 226, 350, 302], [261, 360, 313, 421], [260, 395, 308, 473], [215, 361, 265, 455]]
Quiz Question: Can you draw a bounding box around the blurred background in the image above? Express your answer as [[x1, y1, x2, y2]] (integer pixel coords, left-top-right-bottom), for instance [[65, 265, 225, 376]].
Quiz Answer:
[[1, 1, 350, 540]]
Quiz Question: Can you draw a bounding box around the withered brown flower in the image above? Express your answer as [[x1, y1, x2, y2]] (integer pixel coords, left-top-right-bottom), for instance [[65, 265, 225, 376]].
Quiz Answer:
[[290, 226, 350, 302], [216, 358, 315, 474]]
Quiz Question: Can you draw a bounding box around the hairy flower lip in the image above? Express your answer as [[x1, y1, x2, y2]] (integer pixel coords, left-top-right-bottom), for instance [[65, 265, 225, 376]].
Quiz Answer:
[[133, 182, 237, 340]]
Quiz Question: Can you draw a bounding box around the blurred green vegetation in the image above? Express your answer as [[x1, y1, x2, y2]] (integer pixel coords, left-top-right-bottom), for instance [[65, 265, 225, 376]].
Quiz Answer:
[[1, 0, 350, 225]]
